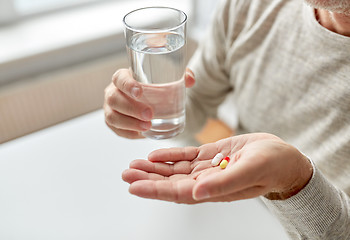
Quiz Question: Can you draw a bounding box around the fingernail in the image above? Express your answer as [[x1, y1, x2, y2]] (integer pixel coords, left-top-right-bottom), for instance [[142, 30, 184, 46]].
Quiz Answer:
[[193, 188, 210, 201], [131, 87, 141, 98], [142, 108, 152, 120], [140, 121, 151, 131]]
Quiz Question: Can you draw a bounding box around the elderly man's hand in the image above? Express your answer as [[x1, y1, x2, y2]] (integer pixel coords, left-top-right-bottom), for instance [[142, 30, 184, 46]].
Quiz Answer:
[[104, 68, 195, 139], [122, 133, 313, 203]]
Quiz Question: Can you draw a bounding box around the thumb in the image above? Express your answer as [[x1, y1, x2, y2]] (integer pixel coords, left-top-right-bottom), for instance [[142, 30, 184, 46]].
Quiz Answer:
[[192, 173, 226, 201], [192, 162, 251, 201], [185, 68, 195, 88]]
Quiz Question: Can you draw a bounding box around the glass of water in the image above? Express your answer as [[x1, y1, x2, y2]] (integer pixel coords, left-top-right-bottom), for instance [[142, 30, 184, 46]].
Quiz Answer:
[[123, 7, 187, 140]]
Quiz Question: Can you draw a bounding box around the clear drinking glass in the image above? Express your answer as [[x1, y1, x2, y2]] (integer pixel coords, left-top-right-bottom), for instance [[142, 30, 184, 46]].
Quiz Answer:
[[123, 7, 187, 140]]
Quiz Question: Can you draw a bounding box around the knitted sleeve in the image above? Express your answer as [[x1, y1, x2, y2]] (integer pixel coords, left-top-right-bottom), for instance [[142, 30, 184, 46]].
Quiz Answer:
[[261, 160, 350, 239]]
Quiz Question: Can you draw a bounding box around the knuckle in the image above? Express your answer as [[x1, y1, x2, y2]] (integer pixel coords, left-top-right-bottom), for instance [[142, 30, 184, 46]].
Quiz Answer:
[[104, 82, 113, 95], [104, 84, 115, 101], [105, 110, 117, 125], [104, 85, 110, 97], [128, 132, 142, 139], [112, 69, 122, 82], [115, 129, 139, 139], [120, 77, 129, 91], [104, 118, 113, 128], [114, 129, 124, 137], [110, 126, 125, 138], [128, 103, 140, 116], [104, 112, 112, 124], [113, 69, 130, 90], [105, 116, 141, 139], [106, 93, 116, 107], [112, 69, 129, 88]]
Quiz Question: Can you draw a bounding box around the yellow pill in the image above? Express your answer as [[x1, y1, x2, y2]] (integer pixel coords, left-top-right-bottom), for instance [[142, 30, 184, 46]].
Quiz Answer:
[[220, 160, 228, 169]]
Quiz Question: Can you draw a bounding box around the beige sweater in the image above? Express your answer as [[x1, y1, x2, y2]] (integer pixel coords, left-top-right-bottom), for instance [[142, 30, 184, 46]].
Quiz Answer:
[[185, 0, 350, 238]]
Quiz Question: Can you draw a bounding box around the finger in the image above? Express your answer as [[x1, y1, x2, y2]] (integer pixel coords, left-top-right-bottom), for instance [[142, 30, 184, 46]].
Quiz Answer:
[[105, 105, 151, 132], [105, 120, 145, 139], [192, 158, 263, 201], [112, 69, 143, 99], [198, 185, 268, 203], [129, 159, 192, 176], [105, 87, 153, 121], [129, 179, 196, 203], [128, 179, 267, 204], [148, 147, 199, 163], [122, 168, 166, 183], [185, 68, 195, 88]]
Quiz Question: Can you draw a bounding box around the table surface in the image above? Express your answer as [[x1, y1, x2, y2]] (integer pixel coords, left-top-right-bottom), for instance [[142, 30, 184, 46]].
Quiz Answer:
[[0, 110, 288, 240]]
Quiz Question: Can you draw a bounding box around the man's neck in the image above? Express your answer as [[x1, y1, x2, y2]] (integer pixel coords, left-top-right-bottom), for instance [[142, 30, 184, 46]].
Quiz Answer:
[[316, 9, 350, 37]]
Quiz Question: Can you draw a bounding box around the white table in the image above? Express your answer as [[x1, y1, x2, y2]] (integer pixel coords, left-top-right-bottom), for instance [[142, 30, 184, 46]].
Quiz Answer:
[[0, 110, 288, 240]]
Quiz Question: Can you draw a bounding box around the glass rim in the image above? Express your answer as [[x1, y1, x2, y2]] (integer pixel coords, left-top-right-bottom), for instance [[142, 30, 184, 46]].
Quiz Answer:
[[123, 6, 187, 33]]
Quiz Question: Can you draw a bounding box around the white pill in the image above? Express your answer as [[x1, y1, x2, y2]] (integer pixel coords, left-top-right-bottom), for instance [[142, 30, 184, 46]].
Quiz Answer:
[[211, 153, 224, 166]]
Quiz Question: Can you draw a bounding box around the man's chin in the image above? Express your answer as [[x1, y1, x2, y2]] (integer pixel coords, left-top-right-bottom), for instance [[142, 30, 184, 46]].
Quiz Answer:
[[304, 0, 350, 14]]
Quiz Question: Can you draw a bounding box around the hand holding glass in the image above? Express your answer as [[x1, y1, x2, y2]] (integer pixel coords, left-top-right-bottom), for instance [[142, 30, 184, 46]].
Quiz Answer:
[[123, 7, 187, 140]]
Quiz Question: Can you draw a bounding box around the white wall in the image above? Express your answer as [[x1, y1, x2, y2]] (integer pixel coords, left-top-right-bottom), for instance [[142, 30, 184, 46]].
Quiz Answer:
[[190, 0, 219, 40]]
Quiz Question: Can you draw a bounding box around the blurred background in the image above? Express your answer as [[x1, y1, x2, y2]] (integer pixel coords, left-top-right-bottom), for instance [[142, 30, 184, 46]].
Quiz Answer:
[[0, 2, 290, 239], [0, 0, 219, 143]]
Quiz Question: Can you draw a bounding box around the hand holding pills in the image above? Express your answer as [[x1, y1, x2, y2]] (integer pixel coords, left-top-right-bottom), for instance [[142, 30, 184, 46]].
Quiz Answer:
[[122, 133, 313, 203]]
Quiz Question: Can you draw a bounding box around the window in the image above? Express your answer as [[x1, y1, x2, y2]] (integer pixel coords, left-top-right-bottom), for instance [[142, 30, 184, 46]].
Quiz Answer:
[[0, 0, 113, 24], [0, 0, 194, 85]]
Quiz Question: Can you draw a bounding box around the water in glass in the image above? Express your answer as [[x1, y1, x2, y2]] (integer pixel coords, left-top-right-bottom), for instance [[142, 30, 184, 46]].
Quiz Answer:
[[127, 32, 186, 139]]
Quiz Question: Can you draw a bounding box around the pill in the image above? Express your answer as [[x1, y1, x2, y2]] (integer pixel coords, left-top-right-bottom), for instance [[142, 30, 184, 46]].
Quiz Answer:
[[220, 160, 228, 169], [224, 156, 230, 162], [211, 153, 224, 166]]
